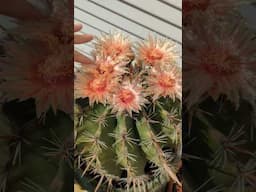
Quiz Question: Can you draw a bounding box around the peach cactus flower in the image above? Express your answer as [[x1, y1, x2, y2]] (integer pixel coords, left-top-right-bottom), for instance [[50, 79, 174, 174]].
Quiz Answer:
[[137, 36, 178, 69], [75, 70, 117, 106], [0, 0, 74, 118], [183, 17, 256, 109], [147, 65, 181, 101], [86, 57, 128, 80], [92, 32, 134, 63], [111, 80, 147, 116], [0, 43, 73, 117]]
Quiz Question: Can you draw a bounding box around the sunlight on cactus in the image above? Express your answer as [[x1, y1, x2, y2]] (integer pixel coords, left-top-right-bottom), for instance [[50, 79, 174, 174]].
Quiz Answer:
[[74, 33, 181, 192]]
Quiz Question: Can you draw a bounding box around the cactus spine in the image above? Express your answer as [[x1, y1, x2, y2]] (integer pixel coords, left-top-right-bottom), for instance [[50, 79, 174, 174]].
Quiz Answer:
[[75, 32, 182, 192]]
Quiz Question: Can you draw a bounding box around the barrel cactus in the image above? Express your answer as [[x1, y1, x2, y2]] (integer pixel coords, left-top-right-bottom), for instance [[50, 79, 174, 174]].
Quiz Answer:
[[0, 1, 73, 191], [74, 33, 182, 192], [182, 1, 256, 191]]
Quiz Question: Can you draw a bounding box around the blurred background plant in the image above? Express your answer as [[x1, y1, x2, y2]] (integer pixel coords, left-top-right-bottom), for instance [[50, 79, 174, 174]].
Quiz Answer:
[[182, 1, 256, 191], [0, 0, 73, 191]]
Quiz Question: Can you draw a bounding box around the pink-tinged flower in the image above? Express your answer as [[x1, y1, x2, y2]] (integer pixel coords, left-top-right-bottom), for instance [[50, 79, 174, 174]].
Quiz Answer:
[[0, 43, 73, 117], [147, 65, 181, 101], [137, 36, 178, 69], [75, 71, 116, 106], [183, 18, 256, 109], [111, 81, 147, 116], [92, 32, 134, 62], [0, 1, 74, 118], [86, 57, 127, 80]]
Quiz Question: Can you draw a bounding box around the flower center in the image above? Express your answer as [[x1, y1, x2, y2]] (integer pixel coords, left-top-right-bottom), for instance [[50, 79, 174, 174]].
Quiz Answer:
[[88, 78, 107, 93], [106, 44, 124, 57], [37, 61, 73, 84], [202, 49, 240, 76], [98, 62, 114, 75], [119, 89, 135, 104], [158, 75, 176, 89], [147, 48, 164, 62]]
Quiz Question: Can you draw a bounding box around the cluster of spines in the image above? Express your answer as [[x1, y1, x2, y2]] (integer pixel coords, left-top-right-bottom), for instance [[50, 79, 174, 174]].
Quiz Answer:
[[75, 32, 181, 191], [136, 117, 181, 186], [75, 101, 181, 192], [76, 106, 116, 192]]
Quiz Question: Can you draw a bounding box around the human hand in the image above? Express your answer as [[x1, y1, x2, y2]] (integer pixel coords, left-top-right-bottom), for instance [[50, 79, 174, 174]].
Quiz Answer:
[[74, 23, 93, 64]]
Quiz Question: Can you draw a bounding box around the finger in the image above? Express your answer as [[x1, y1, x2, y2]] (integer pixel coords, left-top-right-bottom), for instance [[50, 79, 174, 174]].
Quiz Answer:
[[74, 34, 93, 44], [74, 23, 83, 32], [74, 50, 93, 65]]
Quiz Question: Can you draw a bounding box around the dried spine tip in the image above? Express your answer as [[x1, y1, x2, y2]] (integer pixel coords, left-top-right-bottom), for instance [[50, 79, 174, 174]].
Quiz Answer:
[[136, 117, 181, 186]]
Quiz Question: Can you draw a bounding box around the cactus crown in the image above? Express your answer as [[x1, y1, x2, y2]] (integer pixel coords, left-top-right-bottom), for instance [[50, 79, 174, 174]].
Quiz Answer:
[[74, 32, 182, 192]]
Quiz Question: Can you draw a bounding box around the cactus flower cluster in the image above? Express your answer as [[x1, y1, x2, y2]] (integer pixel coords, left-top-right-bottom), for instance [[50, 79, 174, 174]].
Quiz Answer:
[[75, 33, 182, 192]]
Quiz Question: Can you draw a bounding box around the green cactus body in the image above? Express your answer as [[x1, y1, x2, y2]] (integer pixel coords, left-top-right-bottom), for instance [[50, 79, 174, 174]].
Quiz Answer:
[[75, 102, 182, 192], [136, 117, 181, 186], [113, 115, 136, 175], [158, 103, 180, 146], [74, 32, 182, 191]]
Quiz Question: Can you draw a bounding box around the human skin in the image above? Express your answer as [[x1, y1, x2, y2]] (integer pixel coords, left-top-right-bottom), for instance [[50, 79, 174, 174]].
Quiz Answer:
[[74, 23, 94, 64]]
